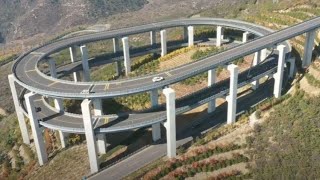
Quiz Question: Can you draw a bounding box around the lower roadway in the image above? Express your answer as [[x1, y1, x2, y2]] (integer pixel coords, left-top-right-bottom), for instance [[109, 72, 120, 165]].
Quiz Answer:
[[20, 55, 281, 133], [88, 78, 277, 180]]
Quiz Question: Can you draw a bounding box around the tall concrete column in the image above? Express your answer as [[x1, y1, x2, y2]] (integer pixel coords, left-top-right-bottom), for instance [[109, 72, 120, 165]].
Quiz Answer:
[[216, 26, 224, 47], [113, 38, 122, 76], [8, 75, 30, 145], [274, 45, 286, 98], [150, 89, 161, 141], [80, 45, 91, 82], [183, 26, 188, 41], [163, 88, 176, 158], [207, 69, 216, 113], [150, 30, 156, 47], [251, 51, 261, 90], [303, 30, 316, 67], [226, 64, 239, 124], [24, 92, 48, 166], [242, 32, 250, 43], [188, 26, 194, 47], [288, 57, 296, 78], [93, 99, 107, 154], [260, 49, 268, 61], [81, 99, 99, 173], [48, 58, 64, 111], [160, 30, 167, 57], [48, 58, 68, 148], [69, 46, 81, 82], [122, 37, 131, 76]]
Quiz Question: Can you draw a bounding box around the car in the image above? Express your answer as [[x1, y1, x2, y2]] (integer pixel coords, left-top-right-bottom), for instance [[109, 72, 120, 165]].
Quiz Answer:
[[81, 89, 90, 94], [35, 107, 41, 112], [152, 76, 164, 82]]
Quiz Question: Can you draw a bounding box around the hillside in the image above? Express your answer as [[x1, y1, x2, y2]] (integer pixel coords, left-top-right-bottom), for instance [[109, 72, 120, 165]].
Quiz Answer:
[[0, 0, 147, 44]]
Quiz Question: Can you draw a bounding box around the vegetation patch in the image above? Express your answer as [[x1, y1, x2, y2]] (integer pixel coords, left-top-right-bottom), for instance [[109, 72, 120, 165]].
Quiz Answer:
[[247, 90, 320, 179]]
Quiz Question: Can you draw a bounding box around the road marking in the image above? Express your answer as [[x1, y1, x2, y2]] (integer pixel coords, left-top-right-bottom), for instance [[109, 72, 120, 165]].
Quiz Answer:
[[104, 83, 110, 90], [26, 69, 36, 73], [30, 52, 45, 55], [48, 81, 58, 87], [165, 72, 172, 77]]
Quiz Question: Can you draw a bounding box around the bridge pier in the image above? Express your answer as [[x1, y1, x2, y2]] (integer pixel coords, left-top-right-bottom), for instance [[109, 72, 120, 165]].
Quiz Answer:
[[161, 30, 167, 57], [183, 26, 188, 42], [207, 69, 217, 113], [227, 64, 239, 124], [242, 32, 250, 43], [113, 38, 122, 77], [81, 99, 99, 174], [288, 57, 296, 79], [188, 26, 194, 47], [150, 30, 157, 47], [80, 45, 91, 81], [69, 46, 81, 82], [122, 37, 131, 76], [48, 58, 68, 148], [8, 75, 30, 145], [93, 99, 108, 154], [150, 89, 161, 141], [163, 88, 176, 158], [260, 49, 268, 61], [303, 30, 316, 68], [216, 26, 224, 47], [24, 92, 48, 166], [251, 51, 261, 90], [274, 45, 286, 98]]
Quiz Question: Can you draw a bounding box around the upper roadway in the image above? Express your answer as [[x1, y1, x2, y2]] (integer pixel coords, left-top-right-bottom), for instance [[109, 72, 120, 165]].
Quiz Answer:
[[14, 17, 320, 133], [14, 17, 319, 99]]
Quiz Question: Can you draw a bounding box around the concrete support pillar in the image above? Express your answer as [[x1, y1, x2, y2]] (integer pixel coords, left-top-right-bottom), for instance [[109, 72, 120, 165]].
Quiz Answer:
[[150, 30, 156, 47], [216, 26, 224, 47], [48, 58, 57, 78], [188, 26, 194, 47], [8, 75, 30, 145], [48, 58, 68, 148], [160, 30, 167, 57], [183, 26, 188, 41], [81, 99, 99, 173], [207, 69, 216, 113], [303, 30, 316, 68], [274, 45, 286, 98], [122, 37, 131, 76], [48, 58, 64, 111], [93, 99, 107, 155], [242, 32, 250, 43], [58, 131, 68, 148], [69, 46, 81, 82], [24, 92, 48, 166], [163, 88, 176, 158], [226, 64, 239, 124], [251, 51, 261, 90], [260, 49, 268, 61], [113, 38, 122, 76], [150, 89, 161, 141], [288, 57, 296, 79], [80, 45, 91, 82]]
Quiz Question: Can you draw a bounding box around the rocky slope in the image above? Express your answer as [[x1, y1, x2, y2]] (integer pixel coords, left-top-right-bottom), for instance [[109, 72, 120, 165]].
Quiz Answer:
[[0, 0, 147, 43]]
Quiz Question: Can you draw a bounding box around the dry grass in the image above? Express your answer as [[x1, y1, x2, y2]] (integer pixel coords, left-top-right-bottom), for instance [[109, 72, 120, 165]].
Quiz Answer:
[[27, 144, 90, 180]]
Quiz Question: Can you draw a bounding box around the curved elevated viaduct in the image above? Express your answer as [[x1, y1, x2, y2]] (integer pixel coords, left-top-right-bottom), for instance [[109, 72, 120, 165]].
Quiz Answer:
[[8, 17, 320, 174]]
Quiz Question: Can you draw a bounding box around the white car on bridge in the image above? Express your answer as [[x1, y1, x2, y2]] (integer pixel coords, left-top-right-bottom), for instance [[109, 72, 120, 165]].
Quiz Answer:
[[152, 76, 164, 82]]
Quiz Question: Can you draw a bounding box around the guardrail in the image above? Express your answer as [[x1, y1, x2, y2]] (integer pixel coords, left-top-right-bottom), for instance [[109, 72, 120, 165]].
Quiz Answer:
[[12, 18, 293, 99]]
